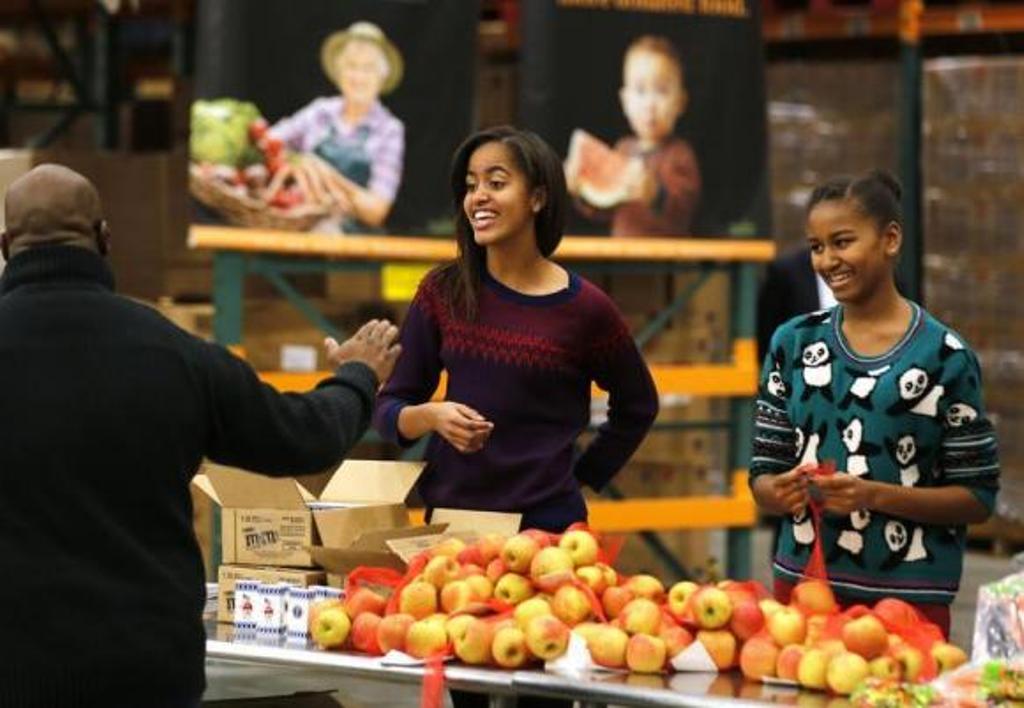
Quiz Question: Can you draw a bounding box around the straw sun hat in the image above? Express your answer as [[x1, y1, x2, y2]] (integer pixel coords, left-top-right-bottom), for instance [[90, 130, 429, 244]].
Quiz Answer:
[[320, 21, 404, 95]]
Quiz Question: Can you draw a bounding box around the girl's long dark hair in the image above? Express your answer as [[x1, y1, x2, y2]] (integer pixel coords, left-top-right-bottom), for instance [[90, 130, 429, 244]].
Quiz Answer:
[[436, 125, 567, 320]]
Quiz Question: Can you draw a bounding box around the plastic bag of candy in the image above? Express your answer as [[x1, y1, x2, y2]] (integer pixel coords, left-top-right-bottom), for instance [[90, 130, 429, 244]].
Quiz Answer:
[[973, 572, 1024, 663]]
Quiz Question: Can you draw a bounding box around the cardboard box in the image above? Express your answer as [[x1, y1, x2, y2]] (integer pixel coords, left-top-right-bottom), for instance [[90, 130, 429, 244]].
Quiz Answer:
[[312, 508, 522, 577], [217, 564, 326, 623], [0, 148, 204, 300], [193, 459, 427, 568]]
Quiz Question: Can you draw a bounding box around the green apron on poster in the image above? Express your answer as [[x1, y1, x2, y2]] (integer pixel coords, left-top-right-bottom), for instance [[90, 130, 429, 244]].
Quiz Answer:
[[314, 124, 377, 233]]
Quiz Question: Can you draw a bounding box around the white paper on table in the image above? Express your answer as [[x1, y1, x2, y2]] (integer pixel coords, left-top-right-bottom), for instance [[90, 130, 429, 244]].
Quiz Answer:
[[380, 650, 455, 667], [669, 640, 718, 673], [667, 670, 720, 695], [545, 631, 628, 675]]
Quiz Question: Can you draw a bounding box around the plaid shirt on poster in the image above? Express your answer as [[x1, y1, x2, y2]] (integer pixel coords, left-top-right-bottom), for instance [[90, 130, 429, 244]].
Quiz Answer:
[[270, 96, 405, 202]]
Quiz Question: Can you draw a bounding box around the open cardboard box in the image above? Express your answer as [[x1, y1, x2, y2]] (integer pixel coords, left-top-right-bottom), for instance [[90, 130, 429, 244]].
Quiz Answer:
[[193, 459, 429, 568], [312, 507, 523, 578]]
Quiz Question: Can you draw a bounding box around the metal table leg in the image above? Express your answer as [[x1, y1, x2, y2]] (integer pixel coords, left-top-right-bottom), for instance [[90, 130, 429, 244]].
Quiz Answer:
[[488, 695, 518, 708]]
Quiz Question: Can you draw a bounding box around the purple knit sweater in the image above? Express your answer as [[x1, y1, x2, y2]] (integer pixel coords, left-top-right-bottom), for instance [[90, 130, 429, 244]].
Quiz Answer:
[[374, 268, 658, 528]]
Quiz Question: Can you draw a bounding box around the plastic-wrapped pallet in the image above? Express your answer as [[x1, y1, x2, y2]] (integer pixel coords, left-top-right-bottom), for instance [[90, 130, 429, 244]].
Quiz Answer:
[[766, 60, 899, 253], [924, 57, 1024, 523]]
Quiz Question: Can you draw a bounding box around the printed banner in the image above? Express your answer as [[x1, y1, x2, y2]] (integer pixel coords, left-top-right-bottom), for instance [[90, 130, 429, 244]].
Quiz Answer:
[[521, 0, 770, 237], [190, 0, 479, 234]]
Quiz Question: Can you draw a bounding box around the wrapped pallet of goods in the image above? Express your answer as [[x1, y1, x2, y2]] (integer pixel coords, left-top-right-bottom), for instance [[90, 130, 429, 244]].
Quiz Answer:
[[923, 57, 1024, 525]]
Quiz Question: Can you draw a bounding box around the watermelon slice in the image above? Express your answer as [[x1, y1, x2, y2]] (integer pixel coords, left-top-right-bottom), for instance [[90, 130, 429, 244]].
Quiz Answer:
[[569, 129, 641, 209]]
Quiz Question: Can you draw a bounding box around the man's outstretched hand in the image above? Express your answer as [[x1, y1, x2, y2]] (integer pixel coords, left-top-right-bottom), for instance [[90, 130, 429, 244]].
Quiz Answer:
[[324, 319, 402, 385]]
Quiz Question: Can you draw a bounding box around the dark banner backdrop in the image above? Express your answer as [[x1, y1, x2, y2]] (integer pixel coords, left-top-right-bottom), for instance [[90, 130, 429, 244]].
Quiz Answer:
[[193, 0, 479, 232], [520, 0, 770, 238]]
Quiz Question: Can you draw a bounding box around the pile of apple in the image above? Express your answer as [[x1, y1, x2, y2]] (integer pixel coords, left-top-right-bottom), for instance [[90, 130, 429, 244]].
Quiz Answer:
[[306, 527, 970, 695], [739, 579, 970, 696]]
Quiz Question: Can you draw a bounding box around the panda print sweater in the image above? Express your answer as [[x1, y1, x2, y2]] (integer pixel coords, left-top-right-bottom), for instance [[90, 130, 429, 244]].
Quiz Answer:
[[751, 303, 999, 605]]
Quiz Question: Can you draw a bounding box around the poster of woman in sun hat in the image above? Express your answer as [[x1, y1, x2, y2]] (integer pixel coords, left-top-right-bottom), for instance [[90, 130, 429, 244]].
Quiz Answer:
[[269, 21, 405, 232], [190, 0, 477, 235]]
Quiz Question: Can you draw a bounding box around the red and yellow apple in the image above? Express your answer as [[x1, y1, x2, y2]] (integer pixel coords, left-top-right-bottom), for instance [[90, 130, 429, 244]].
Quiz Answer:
[[740, 635, 780, 680], [423, 555, 461, 589], [826, 651, 870, 695], [791, 580, 837, 615], [445, 613, 475, 645], [587, 625, 630, 668], [873, 597, 920, 628], [620, 598, 662, 636], [767, 606, 807, 646], [524, 614, 570, 660], [691, 586, 733, 630], [350, 612, 382, 654], [530, 546, 576, 590], [868, 655, 902, 680], [514, 596, 553, 631], [841, 614, 888, 660], [431, 537, 467, 559], [477, 533, 508, 565], [494, 573, 534, 605], [602, 586, 634, 620], [626, 574, 666, 603], [485, 558, 507, 584], [502, 534, 541, 573], [659, 625, 694, 658], [626, 633, 667, 673], [343, 588, 387, 618], [797, 647, 830, 690], [696, 629, 737, 670], [596, 562, 618, 589], [893, 645, 924, 681], [376, 612, 415, 654], [776, 644, 807, 681], [440, 580, 475, 614], [759, 597, 784, 621], [729, 600, 765, 642], [521, 529, 553, 548], [576, 565, 608, 596], [931, 641, 968, 673], [311, 605, 351, 650], [406, 617, 449, 659], [456, 545, 485, 568], [465, 574, 493, 601], [558, 529, 600, 567], [398, 581, 438, 620], [551, 584, 592, 626], [454, 617, 495, 665], [492, 625, 531, 668], [667, 581, 699, 616]]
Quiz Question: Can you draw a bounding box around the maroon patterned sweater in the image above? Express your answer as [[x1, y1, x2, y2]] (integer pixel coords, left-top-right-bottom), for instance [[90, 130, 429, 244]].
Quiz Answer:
[[374, 268, 658, 530]]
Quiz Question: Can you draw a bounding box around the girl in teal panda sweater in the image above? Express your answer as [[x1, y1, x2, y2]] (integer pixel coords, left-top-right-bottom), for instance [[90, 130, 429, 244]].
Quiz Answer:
[[750, 170, 999, 637]]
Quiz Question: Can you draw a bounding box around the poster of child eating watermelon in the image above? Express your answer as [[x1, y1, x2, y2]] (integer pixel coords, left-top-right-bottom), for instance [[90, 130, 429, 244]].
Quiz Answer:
[[523, 0, 770, 239]]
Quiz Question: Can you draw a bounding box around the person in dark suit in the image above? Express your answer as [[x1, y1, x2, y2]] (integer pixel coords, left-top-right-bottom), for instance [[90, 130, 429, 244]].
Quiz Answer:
[[756, 245, 835, 558], [757, 245, 833, 364]]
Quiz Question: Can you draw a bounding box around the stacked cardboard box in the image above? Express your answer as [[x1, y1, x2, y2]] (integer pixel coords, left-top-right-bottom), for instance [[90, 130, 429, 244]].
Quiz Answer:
[[192, 460, 522, 622], [193, 460, 436, 622], [923, 57, 1024, 522], [595, 270, 734, 579]]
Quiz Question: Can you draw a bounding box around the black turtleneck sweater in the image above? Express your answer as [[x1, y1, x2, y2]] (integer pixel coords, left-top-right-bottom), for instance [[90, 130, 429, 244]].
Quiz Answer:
[[0, 246, 378, 707]]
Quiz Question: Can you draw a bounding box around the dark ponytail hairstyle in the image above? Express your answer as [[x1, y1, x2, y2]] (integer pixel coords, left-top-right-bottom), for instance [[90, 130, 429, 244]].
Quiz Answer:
[[436, 125, 568, 321], [807, 169, 903, 231]]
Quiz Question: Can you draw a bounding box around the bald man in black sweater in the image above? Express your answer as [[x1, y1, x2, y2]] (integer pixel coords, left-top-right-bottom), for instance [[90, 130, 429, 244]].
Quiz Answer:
[[0, 165, 400, 707]]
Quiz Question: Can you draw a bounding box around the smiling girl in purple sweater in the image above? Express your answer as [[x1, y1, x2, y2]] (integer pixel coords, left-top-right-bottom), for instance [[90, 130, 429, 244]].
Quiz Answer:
[[374, 126, 658, 532]]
